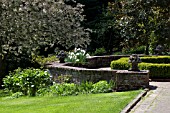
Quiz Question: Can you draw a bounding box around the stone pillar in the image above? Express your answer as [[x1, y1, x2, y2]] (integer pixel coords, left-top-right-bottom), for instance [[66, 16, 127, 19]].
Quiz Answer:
[[116, 70, 149, 91]]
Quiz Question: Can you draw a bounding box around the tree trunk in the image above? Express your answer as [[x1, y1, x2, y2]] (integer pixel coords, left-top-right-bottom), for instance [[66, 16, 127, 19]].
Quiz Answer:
[[145, 43, 149, 55], [0, 56, 7, 89]]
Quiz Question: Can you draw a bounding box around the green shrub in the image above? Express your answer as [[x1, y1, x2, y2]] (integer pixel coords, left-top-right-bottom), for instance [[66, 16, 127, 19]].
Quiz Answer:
[[92, 81, 114, 93], [139, 63, 170, 78], [37, 80, 115, 96], [49, 83, 78, 96], [110, 58, 130, 70], [121, 46, 145, 54], [0, 90, 10, 97], [36, 88, 51, 96], [56, 75, 73, 83], [93, 47, 107, 56], [129, 46, 146, 54], [141, 56, 170, 63], [78, 81, 94, 94], [34, 55, 58, 66], [10, 92, 24, 99], [113, 51, 125, 55], [110, 56, 170, 78], [3, 68, 51, 96]]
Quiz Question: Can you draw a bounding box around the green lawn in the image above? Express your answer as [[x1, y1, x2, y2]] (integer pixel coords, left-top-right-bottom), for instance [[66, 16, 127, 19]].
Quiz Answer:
[[0, 90, 141, 113]]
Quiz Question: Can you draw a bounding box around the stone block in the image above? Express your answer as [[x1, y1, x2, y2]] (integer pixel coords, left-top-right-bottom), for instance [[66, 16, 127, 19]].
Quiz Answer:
[[116, 70, 149, 91]]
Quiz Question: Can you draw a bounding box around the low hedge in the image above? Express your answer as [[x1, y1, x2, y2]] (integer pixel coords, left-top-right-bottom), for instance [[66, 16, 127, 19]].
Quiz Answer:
[[110, 56, 170, 78], [141, 56, 170, 63], [110, 58, 130, 70]]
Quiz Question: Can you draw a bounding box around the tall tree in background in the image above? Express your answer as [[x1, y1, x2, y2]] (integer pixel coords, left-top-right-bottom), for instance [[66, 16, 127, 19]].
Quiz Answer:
[[71, 0, 169, 54], [0, 0, 90, 87], [74, 0, 127, 53], [75, 0, 120, 53], [111, 0, 170, 54]]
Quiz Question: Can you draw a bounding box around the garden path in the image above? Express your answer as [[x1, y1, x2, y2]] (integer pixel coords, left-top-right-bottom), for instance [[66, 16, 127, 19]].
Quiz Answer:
[[130, 82, 170, 113]]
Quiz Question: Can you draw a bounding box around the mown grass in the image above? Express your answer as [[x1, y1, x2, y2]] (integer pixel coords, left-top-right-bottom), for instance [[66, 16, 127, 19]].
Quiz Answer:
[[0, 90, 142, 113]]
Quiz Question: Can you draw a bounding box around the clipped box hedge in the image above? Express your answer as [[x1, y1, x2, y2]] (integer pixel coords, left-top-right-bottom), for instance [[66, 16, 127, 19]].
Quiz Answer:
[[141, 56, 170, 63], [110, 58, 130, 70], [110, 56, 170, 78]]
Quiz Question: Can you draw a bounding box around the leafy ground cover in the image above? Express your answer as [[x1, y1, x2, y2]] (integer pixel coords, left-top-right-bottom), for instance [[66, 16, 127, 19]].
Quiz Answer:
[[0, 90, 141, 113]]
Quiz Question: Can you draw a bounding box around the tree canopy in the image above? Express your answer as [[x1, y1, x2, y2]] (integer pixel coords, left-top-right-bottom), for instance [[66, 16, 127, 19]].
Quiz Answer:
[[0, 0, 91, 86], [0, 0, 90, 59], [109, 0, 170, 54], [75, 0, 169, 54]]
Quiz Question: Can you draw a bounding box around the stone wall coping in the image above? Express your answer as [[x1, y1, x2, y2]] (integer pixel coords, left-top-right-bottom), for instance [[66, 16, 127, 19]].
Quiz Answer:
[[46, 62, 117, 72], [86, 55, 130, 59], [86, 54, 146, 59], [47, 62, 149, 73], [116, 70, 149, 74]]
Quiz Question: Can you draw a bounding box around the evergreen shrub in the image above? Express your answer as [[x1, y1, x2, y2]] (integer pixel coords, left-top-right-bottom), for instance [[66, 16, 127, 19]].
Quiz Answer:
[[110, 58, 130, 70], [141, 56, 170, 63]]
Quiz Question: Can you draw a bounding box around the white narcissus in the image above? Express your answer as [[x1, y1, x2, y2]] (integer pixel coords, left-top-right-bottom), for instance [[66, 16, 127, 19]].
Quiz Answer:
[[66, 48, 90, 64]]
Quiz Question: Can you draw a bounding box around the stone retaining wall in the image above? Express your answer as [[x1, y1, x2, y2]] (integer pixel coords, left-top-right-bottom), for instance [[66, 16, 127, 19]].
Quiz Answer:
[[46, 62, 149, 91], [47, 62, 117, 84], [116, 70, 149, 91], [86, 55, 129, 68], [86, 55, 146, 68]]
